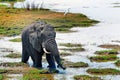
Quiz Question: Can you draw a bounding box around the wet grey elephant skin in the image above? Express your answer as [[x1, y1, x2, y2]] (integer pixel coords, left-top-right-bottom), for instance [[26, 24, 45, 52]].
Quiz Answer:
[[21, 21, 65, 71]]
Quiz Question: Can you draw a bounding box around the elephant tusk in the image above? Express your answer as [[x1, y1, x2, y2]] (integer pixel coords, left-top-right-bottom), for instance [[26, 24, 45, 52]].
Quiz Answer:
[[43, 48, 50, 54]]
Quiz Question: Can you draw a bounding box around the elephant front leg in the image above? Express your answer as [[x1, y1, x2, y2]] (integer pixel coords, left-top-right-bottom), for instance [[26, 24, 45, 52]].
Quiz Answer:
[[46, 54, 56, 69], [46, 54, 60, 73], [33, 52, 43, 69]]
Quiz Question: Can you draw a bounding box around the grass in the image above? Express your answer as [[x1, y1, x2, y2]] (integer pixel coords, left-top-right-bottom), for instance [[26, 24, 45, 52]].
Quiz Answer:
[[60, 47, 85, 52], [23, 74, 53, 80], [5, 53, 21, 58], [74, 75, 102, 80], [59, 43, 82, 47], [0, 69, 7, 74], [115, 60, 120, 67], [90, 55, 117, 62], [27, 69, 49, 74], [23, 69, 54, 80], [87, 68, 120, 75], [0, 74, 3, 80], [95, 50, 118, 55], [60, 52, 71, 56], [0, 62, 28, 67], [59, 43, 85, 52], [64, 61, 89, 68], [99, 44, 120, 50], [0, 6, 99, 36], [0, 27, 22, 36], [9, 38, 21, 42]]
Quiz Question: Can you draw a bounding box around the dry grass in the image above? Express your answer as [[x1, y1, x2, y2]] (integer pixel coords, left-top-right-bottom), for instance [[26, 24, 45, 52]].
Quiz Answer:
[[0, 6, 99, 36]]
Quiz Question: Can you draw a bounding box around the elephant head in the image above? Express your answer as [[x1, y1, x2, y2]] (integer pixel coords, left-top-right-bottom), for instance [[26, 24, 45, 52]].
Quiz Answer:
[[29, 21, 65, 70]]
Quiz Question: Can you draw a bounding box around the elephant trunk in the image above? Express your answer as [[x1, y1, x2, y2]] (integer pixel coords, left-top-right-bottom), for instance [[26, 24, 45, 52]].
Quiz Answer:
[[43, 39, 66, 70], [51, 44, 65, 69]]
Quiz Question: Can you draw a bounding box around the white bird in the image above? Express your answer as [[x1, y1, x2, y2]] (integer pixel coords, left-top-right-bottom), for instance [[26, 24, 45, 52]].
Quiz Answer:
[[64, 8, 71, 16]]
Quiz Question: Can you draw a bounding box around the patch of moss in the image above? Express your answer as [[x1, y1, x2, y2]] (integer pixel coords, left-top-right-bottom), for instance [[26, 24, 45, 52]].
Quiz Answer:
[[0, 69, 7, 74], [115, 60, 120, 67], [59, 43, 82, 47], [5, 53, 21, 58], [59, 43, 85, 52], [55, 27, 71, 32], [0, 74, 3, 80], [28, 69, 49, 74], [43, 16, 99, 29], [0, 27, 22, 36], [99, 44, 120, 50], [87, 68, 120, 75], [90, 55, 117, 62], [0, 62, 28, 67], [9, 38, 21, 42], [74, 75, 102, 80], [0, 4, 7, 8], [60, 47, 85, 52], [23, 69, 54, 80], [60, 52, 71, 56], [23, 74, 53, 80], [95, 50, 118, 55], [64, 61, 88, 68]]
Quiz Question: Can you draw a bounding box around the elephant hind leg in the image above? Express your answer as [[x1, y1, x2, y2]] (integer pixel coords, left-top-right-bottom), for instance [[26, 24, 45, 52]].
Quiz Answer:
[[22, 48, 29, 63]]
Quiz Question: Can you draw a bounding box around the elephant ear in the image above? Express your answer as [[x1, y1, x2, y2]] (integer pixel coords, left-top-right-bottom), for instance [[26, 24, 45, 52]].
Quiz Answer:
[[29, 32, 42, 52]]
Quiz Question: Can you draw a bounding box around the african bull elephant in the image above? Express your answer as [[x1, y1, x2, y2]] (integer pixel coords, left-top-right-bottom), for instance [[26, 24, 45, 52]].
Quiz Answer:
[[21, 21, 65, 72]]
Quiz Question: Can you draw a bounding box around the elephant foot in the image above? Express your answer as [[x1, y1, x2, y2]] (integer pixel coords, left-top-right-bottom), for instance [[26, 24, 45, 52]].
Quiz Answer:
[[48, 68, 59, 73], [21, 60, 28, 64], [32, 65, 43, 69]]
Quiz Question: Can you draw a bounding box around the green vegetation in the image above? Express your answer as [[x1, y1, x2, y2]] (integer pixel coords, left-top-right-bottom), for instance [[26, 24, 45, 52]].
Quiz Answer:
[[90, 55, 117, 62], [5, 53, 21, 58], [28, 69, 49, 74], [23, 69, 53, 80], [0, 4, 7, 7], [99, 44, 120, 50], [95, 50, 118, 55], [115, 60, 120, 67], [0, 69, 7, 74], [23, 74, 53, 80], [59, 43, 82, 47], [60, 47, 85, 52], [0, 0, 20, 2], [90, 49, 118, 62], [9, 38, 21, 42], [65, 61, 88, 68], [87, 68, 120, 75], [60, 52, 71, 56], [0, 62, 28, 67], [0, 5, 98, 36], [74, 75, 102, 80], [0, 74, 3, 80], [59, 43, 85, 52], [0, 27, 22, 36]]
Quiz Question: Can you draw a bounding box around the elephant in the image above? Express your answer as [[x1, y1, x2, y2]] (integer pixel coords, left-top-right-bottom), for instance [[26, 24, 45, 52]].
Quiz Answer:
[[21, 21, 65, 72]]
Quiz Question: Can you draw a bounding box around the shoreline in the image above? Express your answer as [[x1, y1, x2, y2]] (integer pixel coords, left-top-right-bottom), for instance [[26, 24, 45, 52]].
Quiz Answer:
[[0, 3, 99, 37]]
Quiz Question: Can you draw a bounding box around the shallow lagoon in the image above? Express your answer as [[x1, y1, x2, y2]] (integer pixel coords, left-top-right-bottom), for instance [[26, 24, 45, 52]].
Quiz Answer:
[[1, 0, 120, 80]]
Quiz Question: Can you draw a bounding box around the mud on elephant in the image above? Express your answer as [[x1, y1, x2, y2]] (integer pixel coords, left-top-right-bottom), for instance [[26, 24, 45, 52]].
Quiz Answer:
[[21, 21, 65, 72]]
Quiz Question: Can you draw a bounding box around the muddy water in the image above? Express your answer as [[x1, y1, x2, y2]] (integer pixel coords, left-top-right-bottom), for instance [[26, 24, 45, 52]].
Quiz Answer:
[[1, 0, 120, 80]]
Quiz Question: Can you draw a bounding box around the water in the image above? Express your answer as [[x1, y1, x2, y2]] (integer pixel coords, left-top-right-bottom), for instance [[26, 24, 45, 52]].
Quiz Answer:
[[1, 0, 120, 80]]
